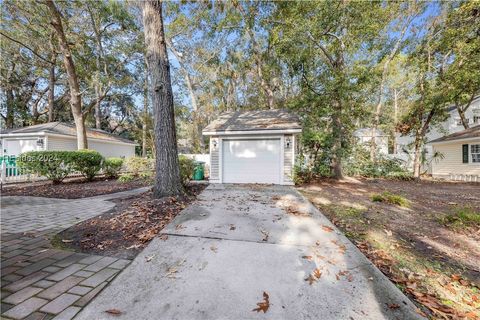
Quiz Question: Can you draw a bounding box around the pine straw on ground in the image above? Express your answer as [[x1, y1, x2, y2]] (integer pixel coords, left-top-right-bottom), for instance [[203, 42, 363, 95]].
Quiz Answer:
[[299, 178, 480, 320], [53, 184, 207, 259]]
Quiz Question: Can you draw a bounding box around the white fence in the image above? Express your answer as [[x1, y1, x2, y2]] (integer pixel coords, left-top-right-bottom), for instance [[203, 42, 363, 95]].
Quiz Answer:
[[0, 162, 85, 184]]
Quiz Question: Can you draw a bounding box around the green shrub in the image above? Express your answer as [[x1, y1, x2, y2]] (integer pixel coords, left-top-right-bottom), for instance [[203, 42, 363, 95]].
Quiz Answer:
[[118, 173, 135, 183], [442, 207, 480, 229], [179, 155, 195, 186], [343, 144, 409, 178], [70, 150, 103, 181], [139, 171, 153, 180], [370, 191, 410, 207], [386, 171, 414, 181], [103, 157, 124, 178], [124, 157, 153, 177], [293, 163, 315, 185], [17, 151, 74, 184]]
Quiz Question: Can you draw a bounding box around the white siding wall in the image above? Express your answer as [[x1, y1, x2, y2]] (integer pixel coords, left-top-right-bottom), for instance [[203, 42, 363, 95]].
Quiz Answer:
[[209, 136, 220, 180], [432, 139, 480, 179], [47, 136, 135, 158], [88, 141, 135, 158], [47, 136, 77, 151], [283, 134, 294, 183]]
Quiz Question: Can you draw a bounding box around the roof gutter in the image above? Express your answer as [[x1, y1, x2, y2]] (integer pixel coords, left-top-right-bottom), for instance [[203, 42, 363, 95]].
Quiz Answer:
[[1, 132, 137, 146], [428, 137, 480, 145], [202, 128, 302, 136]]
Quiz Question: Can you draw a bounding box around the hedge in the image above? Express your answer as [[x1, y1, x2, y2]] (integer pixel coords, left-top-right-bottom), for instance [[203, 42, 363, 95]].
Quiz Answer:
[[17, 150, 104, 183], [17, 151, 75, 184], [103, 157, 124, 178], [70, 150, 103, 181]]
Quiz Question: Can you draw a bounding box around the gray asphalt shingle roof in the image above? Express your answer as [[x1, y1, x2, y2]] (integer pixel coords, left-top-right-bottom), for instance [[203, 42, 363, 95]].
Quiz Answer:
[[428, 125, 480, 144], [203, 109, 301, 133], [0, 122, 136, 144]]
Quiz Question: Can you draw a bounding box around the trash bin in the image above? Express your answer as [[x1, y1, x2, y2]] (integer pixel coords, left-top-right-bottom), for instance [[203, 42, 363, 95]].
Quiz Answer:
[[193, 161, 205, 181]]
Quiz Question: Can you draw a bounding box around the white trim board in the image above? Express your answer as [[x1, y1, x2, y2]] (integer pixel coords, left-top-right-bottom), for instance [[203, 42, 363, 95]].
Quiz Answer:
[[203, 128, 302, 136]]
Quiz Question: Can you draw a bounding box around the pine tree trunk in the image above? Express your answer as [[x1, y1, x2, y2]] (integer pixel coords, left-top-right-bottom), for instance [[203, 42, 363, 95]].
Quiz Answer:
[[392, 89, 398, 154], [46, 0, 87, 149], [48, 33, 56, 122], [412, 133, 422, 179], [141, 0, 184, 197], [331, 103, 343, 179], [5, 89, 14, 129], [142, 74, 148, 157]]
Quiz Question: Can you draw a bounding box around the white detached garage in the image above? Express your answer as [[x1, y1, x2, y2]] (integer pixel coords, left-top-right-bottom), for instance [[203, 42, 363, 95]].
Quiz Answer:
[[1, 122, 137, 158], [203, 110, 302, 185]]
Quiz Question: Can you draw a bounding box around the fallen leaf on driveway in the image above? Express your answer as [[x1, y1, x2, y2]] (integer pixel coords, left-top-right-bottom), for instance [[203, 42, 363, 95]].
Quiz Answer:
[[259, 229, 269, 242], [105, 309, 122, 315], [210, 245, 218, 253], [322, 225, 334, 232], [175, 224, 185, 230], [305, 268, 322, 285], [229, 224, 236, 230], [302, 255, 313, 261], [126, 244, 141, 250], [387, 303, 400, 310], [159, 234, 168, 241], [252, 291, 270, 313], [331, 240, 346, 254], [145, 254, 155, 262]]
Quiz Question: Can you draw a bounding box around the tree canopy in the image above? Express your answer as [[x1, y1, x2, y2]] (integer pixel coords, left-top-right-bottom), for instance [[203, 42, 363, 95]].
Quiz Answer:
[[1, 0, 479, 177]]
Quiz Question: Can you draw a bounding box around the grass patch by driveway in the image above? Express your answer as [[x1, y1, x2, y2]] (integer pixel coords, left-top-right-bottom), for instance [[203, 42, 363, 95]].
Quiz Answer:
[[299, 178, 480, 320]]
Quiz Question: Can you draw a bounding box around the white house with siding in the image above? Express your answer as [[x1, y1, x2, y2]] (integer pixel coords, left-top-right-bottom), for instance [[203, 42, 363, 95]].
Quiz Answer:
[[203, 109, 301, 185], [395, 96, 480, 156], [428, 125, 480, 181], [0, 122, 137, 158]]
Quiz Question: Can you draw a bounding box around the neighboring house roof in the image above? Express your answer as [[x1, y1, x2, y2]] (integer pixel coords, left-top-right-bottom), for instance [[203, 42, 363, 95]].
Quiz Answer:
[[428, 125, 480, 144], [203, 109, 302, 134], [353, 128, 387, 137], [0, 122, 136, 145]]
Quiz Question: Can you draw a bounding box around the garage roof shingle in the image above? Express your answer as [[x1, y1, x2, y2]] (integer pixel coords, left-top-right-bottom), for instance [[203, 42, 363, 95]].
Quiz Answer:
[[203, 109, 301, 134]]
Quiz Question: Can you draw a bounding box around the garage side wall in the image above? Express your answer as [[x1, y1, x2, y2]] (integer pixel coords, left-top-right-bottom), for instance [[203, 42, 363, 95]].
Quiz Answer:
[[209, 136, 220, 181], [283, 134, 294, 184], [88, 141, 135, 158], [47, 136, 77, 151], [48, 136, 135, 158]]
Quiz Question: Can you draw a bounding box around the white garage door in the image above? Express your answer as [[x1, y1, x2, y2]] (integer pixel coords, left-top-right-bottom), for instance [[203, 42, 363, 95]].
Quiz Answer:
[[223, 139, 281, 184]]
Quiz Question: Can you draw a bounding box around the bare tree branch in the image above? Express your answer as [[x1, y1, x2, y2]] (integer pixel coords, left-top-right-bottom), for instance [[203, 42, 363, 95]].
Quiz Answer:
[[0, 31, 54, 65]]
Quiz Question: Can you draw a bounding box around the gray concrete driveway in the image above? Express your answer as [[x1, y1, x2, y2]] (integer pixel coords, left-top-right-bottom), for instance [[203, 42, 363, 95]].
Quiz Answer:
[[76, 184, 423, 320]]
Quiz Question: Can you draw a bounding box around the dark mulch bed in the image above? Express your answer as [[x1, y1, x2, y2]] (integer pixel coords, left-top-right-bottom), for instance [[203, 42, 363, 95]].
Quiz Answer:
[[1, 177, 151, 199], [53, 183, 207, 259]]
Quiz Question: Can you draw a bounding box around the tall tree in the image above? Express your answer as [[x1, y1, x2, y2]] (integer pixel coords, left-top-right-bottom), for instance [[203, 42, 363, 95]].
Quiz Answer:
[[370, 1, 420, 161], [272, 1, 390, 179], [141, 0, 184, 197], [46, 0, 88, 149]]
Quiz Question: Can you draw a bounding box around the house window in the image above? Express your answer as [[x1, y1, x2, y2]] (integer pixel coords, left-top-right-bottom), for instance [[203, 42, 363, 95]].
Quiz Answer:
[[471, 144, 480, 163], [473, 116, 480, 124], [456, 118, 470, 126]]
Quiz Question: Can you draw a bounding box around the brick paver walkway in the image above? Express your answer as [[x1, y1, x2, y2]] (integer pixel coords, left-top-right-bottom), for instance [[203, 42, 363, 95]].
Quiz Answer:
[[1, 187, 149, 320]]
